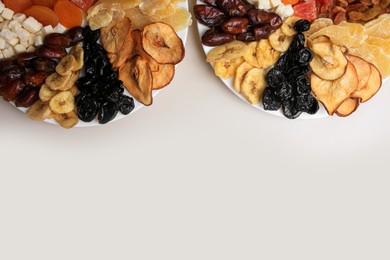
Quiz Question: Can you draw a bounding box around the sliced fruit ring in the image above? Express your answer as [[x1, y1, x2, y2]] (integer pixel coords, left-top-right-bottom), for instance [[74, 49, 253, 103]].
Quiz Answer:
[[142, 22, 185, 64]]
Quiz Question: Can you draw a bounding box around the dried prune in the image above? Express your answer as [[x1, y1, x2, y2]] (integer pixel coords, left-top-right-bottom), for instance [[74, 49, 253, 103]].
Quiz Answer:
[[98, 101, 119, 124], [293, 48, 313, 66], [294, 19, 311, 32], [194, 5, 226, 27], [118, 95, 135, 115], [282, 98, 302, 119], [83, 26, 100, 42], [288, 33, 305, 53], [266, 68, 285, 88], [77, 96, 99, 122], [277, 82, 293, 100], [263, 87, 282, 111], [297, 94, 319, 114], [296, 75, 311, 95]]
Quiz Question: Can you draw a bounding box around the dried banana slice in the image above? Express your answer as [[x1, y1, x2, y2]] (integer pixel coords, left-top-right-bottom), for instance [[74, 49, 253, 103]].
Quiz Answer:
[[54, 111, 79, 129], [56, 55, 76, 76], [27, 100, 52, 121], [39, 84, 58, 102], [45, 72, 72, 91], [269, 29, 293, 52], [243, 42, 259, 67], [213, 57, 244, 79], [49, 91, 75, 114], [240, 68, 267, 104], [69, 85, 78, 96], [256, 40, 280, 69], [206, 41, 248, 63], [142, 22, 184, 64], [234, 62, 253, 93], [281, 16, 300, 36], [70, 44, 84, 71]]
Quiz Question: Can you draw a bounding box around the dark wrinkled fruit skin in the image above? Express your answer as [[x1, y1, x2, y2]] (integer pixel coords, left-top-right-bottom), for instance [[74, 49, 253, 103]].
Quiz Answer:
[[268, 13, 283, 29], [294, 19, 311, 32], [247, 9, 270, 25], [0, 65, 26, 83], [202, 28, 235, 46], [262, 31, 318, 118], [194, 5, 226, 27], [25, 71, 50, 87], [66, 26, 84, 45], [98, 101, 119, 124], [35, 45, 67, 59], [236, 32, 256, 42], [253, 25, 272, 40], [263, 87, 282, 111], [16, 52, 37, 67], [76, 28, 135, 124], [14, 87, 40, 107], [221, 17, 249, 34], [32, 58, 57, 73], [44, 33, 72, 49], [217, 0, 247, 16], [200, 0, 217, 6], [0, 80, 27, 102]]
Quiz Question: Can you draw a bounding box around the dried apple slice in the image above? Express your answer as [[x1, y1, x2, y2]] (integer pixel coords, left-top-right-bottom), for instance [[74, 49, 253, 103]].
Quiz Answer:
[[346, 55, 371, 91], [351, 64, 382, 102], [152, 63, 175, 90], [142, 22, 184, 64], [119, 55, 153, 106], [335, 98, 360, 117], [310, 41, 348, 81], [311, 62, 359, 115], [100, 17, 131, 53]]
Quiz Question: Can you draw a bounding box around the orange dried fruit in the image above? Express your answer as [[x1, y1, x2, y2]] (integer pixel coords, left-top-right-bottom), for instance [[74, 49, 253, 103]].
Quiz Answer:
[[335, 98, 360, 117], [54, 0, 83, 28], [24, 5, 59, 27], [4, 0, 33, 13], [32, 0, 56, 8]]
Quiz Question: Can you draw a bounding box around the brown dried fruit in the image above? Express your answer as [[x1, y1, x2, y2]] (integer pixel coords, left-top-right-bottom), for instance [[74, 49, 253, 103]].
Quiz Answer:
[[100, 17, 132, 53]]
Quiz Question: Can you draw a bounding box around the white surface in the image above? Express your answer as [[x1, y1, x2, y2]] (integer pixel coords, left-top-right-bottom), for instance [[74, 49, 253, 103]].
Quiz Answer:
[[0, 2, 390, 259]]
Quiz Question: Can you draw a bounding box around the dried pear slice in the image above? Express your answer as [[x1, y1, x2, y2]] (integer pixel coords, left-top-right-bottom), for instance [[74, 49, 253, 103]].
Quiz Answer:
[[311, 62, 359, 115], [109, 29, 135, 69], [335, 98, 360, 117], [304, 18, 333, 37], [206, 40, 248, 63], [351, 64, 382, 102], [234, 62, 254, 93], [346, 55, 371, 91], [152, 63, 175, 90], [213, 57, 244, 79], [100, 17, 131, 53], [133, 29, 159, 72], [119, 55, 153, 106], [240, 68, 267, 104], [309, 41, 348, 81], [142, 22, 184, 64]]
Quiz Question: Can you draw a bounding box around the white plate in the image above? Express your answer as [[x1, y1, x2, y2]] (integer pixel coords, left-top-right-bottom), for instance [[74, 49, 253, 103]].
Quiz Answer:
[[195, 0, 387, 119], [14, 1, 190, 127]]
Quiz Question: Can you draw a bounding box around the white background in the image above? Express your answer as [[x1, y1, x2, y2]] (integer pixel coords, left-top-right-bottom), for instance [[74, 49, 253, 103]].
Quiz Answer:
[[1, 4, 389, 259]]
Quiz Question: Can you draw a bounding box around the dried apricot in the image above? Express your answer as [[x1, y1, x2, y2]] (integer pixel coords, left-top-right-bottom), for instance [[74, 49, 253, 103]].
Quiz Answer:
[[24, 5, 59, 27], [54, 0, 83, 28], [32, 0, 56, 8], [4, 0, 33, 13]]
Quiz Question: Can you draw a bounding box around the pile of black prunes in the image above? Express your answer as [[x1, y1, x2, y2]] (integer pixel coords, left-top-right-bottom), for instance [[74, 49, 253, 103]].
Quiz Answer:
[[75, 26, 135, 124], [262, 19, 319, 119]]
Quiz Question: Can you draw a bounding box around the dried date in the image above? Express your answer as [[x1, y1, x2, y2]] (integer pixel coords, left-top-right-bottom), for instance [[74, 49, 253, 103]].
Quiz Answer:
[[222, 17, 249, 34], [14, 87, 40, 107], [194, 5, 226, 27], [217, 0, 247, 16], [253, 25, 272, 40], [36, 46, 67, 59], [0, 80, 27, 102], [202, 28, 235, 46], [236, 31, 256, 42], [247, 9, 271, 25]]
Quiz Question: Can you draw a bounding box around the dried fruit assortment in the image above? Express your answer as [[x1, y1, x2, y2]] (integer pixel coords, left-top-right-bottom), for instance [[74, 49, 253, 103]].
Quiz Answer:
[[197, 0, 390, 119], [0, 0, 190, 128]]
